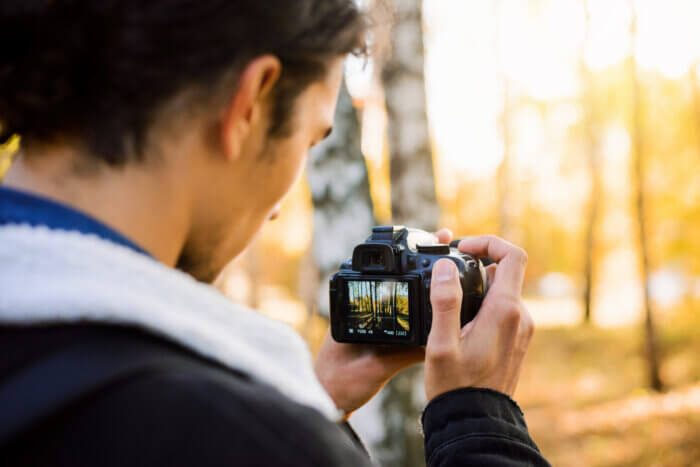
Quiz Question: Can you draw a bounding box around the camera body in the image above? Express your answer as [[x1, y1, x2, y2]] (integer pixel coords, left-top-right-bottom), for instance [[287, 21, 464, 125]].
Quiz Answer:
[[329, 226, 487, 346]]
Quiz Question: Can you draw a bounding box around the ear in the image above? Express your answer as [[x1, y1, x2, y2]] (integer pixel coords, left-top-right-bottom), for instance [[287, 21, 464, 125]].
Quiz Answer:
[[220, 55, 282, 161]]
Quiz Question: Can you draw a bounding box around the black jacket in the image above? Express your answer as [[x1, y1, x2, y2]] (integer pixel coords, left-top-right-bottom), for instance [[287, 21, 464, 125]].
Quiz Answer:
[[0, 324, 549, 467]]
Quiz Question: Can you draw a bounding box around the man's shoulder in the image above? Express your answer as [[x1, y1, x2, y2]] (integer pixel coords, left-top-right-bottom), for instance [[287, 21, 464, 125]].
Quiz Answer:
[[2, 324, 370, 467], [64, 365, 361, 466]]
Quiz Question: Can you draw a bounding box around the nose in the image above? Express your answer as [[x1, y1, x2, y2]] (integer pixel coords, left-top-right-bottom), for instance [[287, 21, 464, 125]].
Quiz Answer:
[[268, 204, 281, 221]]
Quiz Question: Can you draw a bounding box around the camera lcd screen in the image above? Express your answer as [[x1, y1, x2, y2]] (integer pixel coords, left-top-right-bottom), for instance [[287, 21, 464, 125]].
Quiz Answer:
[[344, 280, 410, 339]]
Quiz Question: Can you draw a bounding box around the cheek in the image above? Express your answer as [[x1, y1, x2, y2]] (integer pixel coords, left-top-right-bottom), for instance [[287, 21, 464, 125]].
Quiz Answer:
[[265, 139, 308, 203]]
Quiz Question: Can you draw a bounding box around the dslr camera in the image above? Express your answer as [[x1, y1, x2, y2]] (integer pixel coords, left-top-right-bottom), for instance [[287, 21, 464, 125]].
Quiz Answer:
[[329, 226, 487, 346]]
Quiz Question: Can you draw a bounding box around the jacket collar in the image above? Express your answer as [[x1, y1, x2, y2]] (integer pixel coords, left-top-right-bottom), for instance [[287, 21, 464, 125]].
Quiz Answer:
[[0, 220, 340, 420]]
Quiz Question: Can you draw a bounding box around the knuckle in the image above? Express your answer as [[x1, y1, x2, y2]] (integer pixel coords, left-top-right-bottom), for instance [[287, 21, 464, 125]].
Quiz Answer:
[[515, 306, 534, 354], [431, 287, 462, 311], [523, 308, 535, 340], [495, 295, 520, 315], [505, 307, 521, 327], [513, 247, 528, 266], [427, 344, 457, 363], [484, 234, 500, 248], [498, 298, 522, 326]]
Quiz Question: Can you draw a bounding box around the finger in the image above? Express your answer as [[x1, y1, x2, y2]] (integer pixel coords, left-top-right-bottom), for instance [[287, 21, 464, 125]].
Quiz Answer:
[[460, 317, 476, 337], [434, 228, 453, 244], [427, 259, 463, 352], [457, 235, 519, 263], [485, 263, 497, 288], [458, 235, 527, 295]]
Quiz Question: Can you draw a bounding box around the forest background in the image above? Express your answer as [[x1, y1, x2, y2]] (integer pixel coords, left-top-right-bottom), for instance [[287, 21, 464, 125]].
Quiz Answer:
[[1, 0, 699, 466]]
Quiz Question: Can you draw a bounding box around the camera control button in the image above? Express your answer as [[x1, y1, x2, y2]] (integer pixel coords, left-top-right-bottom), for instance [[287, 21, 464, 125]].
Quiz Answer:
[[417, 244, 451, 255], [421, 258, 431, 267]]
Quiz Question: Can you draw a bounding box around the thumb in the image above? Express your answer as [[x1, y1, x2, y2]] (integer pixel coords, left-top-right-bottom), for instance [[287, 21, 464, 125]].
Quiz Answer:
[[428, 259, 463, 351]]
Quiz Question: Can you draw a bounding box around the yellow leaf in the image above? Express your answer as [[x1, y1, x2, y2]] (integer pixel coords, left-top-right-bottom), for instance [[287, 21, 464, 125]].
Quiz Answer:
[[0, 134, 20, 180]]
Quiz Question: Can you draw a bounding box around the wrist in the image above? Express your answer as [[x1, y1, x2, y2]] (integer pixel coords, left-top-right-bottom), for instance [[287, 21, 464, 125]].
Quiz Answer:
[[424, 387, 523, 417], [315, 366, 353, 417]]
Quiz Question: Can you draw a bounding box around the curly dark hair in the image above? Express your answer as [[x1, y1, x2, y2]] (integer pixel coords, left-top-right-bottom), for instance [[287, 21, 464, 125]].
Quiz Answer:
[[0, 1, 366, 165]]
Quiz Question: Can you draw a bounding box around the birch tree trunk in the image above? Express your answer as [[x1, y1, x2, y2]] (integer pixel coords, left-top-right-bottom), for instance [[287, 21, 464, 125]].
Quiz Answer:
[[307, 79, 376, 317], [377, 1, 437, 465], [305, 80, 388, 455], [382, 0, 438, 231], [630, 9, 663, 391]]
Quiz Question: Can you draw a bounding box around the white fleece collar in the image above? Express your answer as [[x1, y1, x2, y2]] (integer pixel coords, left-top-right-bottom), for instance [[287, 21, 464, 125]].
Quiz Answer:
[[0, 224, 340, 420]]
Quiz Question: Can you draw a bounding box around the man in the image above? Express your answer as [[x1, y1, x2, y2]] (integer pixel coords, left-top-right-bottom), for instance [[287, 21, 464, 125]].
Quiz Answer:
[[0, 1, 549, 465]]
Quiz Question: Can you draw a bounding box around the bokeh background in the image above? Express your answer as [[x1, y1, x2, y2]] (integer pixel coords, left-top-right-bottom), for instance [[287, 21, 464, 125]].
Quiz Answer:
[[2, 0, 699, 466]]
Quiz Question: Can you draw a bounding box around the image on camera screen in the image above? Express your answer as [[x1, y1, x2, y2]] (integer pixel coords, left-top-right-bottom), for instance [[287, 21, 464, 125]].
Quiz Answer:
[[345, 280, 410, 338]]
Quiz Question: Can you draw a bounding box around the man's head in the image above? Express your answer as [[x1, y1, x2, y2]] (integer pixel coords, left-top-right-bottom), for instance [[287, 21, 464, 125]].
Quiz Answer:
[[0, 0, 366, 281]]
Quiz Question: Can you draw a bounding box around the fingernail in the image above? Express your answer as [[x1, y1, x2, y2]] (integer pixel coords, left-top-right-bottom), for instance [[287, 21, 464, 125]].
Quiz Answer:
[[434, 260, 456, 282]]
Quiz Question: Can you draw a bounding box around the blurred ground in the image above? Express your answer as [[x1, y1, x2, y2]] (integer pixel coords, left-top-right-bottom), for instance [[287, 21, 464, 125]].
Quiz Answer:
[[518, 300, 700, 466]]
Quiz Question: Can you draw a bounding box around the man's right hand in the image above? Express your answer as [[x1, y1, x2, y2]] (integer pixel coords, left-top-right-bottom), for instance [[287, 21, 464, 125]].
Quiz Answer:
[[424, 235, 534, 401]]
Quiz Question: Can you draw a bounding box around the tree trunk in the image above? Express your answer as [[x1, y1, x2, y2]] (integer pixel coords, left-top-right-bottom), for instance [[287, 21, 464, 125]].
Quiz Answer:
[[392, 281, 397, 331], [630, 9, 663, 392], [377, 1, 436, 465], [307, 77, 391, 455], [382, 0, 438, 231], [307, 79, 376, 317], [580, 0, 600, 324]]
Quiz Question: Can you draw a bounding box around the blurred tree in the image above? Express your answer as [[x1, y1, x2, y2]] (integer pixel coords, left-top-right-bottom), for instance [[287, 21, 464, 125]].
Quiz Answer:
[[629, 8, 663, 392], [307, 78, 375, 317], [376, 0, 437, 466], [580, 0, 601, 324], [382, 0, 438, 230]]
